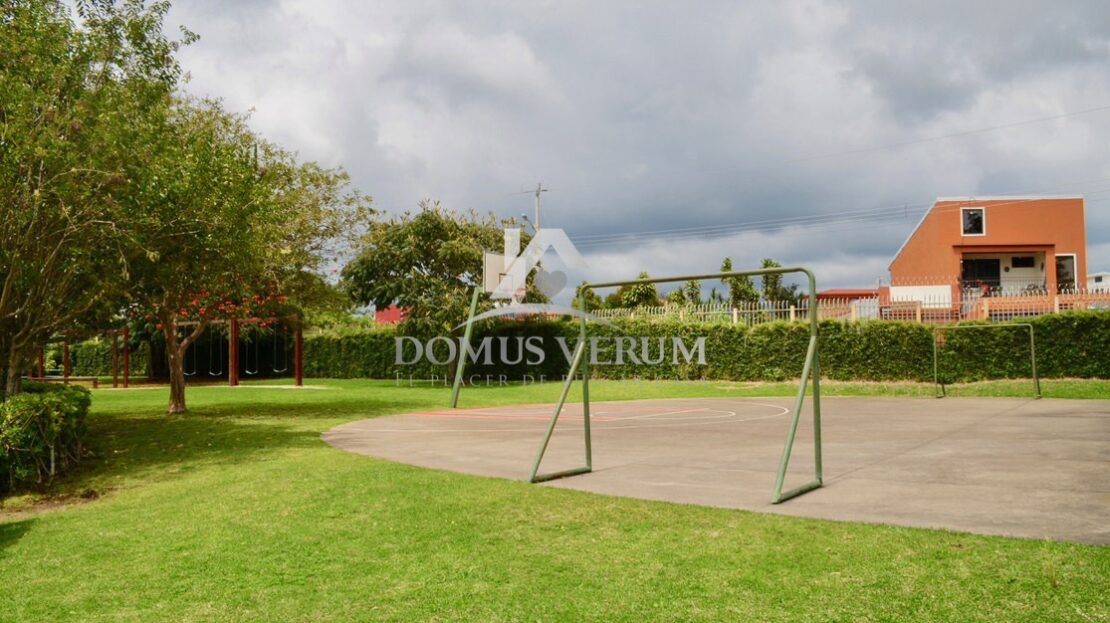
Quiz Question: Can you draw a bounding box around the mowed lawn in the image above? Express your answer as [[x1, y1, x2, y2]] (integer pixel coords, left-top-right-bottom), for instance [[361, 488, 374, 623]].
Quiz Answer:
[[1, 379, 1108, 622]]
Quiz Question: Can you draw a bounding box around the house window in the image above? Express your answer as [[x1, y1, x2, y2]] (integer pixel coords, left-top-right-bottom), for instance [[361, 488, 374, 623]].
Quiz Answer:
[[1011, 256, 1035, 268], [1056, 255, 1076, 292], [1096, 276, 1104, 284], [961, 207, 985, 236]]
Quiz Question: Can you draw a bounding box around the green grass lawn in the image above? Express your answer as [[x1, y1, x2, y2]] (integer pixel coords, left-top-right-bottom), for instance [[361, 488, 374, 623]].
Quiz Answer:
[[1, 378, 1108, 622]]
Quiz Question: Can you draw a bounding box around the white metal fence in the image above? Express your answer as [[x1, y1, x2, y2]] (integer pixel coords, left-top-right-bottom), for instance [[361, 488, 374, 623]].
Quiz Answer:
[[592, 288, 1110, 325]]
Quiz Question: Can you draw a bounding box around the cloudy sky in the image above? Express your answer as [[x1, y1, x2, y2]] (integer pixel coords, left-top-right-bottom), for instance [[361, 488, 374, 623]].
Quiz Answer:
[[166, 0, 1110, 297]]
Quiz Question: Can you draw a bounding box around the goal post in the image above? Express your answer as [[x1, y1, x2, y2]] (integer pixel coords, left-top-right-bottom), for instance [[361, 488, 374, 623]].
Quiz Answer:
[[530, 266, 824, 504], [933, 323, 1041, 399]]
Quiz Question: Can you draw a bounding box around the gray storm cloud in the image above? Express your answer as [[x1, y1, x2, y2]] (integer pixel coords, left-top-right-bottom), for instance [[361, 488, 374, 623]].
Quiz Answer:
[[167, 0, 1110, 291]]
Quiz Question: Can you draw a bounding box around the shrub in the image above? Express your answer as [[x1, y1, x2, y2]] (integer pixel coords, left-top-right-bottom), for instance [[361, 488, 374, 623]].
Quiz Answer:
[[0, 383, 92, 494]]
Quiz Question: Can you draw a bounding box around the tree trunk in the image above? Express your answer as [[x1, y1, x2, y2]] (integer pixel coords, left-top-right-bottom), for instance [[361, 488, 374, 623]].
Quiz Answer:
[[162, 313, 207, 414], [164, 318, 187, 414], [5, 365, 21, 398], [5, 345, 23, 397]]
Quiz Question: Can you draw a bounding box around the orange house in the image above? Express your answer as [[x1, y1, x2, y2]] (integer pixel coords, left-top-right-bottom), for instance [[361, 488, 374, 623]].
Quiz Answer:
[[887, 196, 1087, 309]]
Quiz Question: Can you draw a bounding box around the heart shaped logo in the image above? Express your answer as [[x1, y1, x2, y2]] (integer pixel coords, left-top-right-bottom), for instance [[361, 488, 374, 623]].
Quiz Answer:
[[534, 269, 567, 298]]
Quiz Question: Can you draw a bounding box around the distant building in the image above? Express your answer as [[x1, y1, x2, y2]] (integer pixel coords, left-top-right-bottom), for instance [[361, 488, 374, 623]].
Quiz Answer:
[[1089, 271, 1110, 292], [374, 305, 407, 325], [888, 196, 1087, 308]]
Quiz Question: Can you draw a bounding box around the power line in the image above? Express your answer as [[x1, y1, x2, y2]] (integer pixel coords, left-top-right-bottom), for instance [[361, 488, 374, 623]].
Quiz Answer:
[[567, 179, 1110, 249], [570, 202, 924, 241], [572, 177, 1110, 245], [573, 210, 925, 249], [784, 103, 1110, 164]]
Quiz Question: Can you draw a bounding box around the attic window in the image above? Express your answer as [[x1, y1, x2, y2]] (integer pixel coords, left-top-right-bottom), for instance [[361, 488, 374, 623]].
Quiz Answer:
[[961, 207, 985, 236]]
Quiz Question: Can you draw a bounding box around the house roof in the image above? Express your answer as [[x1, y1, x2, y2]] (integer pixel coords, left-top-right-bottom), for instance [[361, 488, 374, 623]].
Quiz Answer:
[[888, 195, 1084, 271], [933, 195, 1083, 201], [817, 288, 879, 299]]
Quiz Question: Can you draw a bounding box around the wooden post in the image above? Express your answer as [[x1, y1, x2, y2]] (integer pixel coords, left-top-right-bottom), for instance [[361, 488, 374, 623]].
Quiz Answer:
[[850, 302, 858, 322], [1053, 295, 1060, 313], [229, 318, 240, 387], [122, 327, 130, 388], [38, 349, 45, 380], [731, 308, 738, 324], [915, 303, 922, 323], [63, 341, 71, 384], [789, 305, 796, 322], [294, 325, 303, 387], [111, 332, 119, 388]]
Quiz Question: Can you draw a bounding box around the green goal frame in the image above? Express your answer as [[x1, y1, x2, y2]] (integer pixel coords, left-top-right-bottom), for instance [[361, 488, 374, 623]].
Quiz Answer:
[[933, 323, 1040, 399], [517, 266, 824, 504]]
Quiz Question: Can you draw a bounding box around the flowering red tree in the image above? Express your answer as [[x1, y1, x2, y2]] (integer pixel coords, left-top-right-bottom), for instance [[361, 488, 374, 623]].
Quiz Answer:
[[120, 100, 368, 413]]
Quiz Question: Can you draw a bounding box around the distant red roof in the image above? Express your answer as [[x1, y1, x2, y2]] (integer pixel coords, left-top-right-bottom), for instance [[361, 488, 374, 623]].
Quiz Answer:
[[375, 305, 407, 325], [816, 289, 879, 300]]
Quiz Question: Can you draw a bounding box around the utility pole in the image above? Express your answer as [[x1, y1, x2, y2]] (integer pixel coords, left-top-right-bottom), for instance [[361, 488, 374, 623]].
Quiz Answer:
[[533, 183, 547, 229]]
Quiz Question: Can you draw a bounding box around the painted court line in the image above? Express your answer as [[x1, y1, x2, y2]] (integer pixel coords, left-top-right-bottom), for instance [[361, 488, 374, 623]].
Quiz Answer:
[[357, 403, 790, 433]]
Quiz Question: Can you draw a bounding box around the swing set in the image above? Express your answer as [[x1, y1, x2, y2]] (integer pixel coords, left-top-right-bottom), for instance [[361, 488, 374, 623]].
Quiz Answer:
[[174, 317, 304, 386], [241, 323, 289, 376]]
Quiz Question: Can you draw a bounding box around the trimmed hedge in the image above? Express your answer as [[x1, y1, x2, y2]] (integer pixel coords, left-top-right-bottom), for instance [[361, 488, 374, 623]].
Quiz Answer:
[[302, 327, 408, 379], [71, 338, 151, 377], [0, 383, 91, 494], [302, 311, 1110, 383]]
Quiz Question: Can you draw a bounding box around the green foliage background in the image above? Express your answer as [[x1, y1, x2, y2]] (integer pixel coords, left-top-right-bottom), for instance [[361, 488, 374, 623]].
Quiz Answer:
[[296, 311, 1110, 383], [69, 340, 152, 378]]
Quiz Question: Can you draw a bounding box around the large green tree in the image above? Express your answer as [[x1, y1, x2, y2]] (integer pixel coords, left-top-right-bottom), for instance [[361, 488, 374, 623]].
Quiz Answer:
[[0, 1, 369, 411], [342, 203, 540, 336], [119, 99, 368, 413], [0, 0, 187, 395], [721, 257, 759, 307], [760, 258, 803, 304], [622, 272, 660, 308]]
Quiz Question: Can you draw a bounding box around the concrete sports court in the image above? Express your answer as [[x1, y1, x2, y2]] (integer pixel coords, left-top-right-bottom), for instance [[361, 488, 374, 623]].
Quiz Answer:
[[324, 396, 1110, 544]]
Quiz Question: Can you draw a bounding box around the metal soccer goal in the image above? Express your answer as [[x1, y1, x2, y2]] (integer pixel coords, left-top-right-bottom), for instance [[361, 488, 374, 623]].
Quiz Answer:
[[451, 265, 825, 504]]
